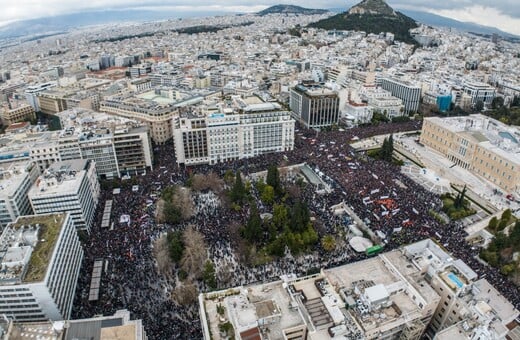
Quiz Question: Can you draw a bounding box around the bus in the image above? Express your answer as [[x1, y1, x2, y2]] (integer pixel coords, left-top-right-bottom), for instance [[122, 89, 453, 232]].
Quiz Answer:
[[366, 245, 383, 256]]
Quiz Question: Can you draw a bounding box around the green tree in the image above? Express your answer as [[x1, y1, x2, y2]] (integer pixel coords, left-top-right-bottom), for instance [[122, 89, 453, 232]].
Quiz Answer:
[[163, 201, 182, 224], [260, 185, 275, 205], [224, 170, 235, 185], [242, 203, 263, 243], [491, 97, 504, 109], [167, 231, 185, 262], [290, 201, 310, 233], [498, 219, 508, 231], [203, 260, 217, 290], [454, 185, 467, 209], [321, 235, 336, 252], [266, 165, 282, 196], [230, 171, 246, 204], [501, 209, 512, 222], [488, 216, 498, 231], [272, 203, 289, 231]]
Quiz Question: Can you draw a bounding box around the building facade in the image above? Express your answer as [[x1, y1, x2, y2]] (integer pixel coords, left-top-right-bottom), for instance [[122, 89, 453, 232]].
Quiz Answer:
[[174, 111, 295, 165], [100, 99, 176, 144], [462, 81, 496, 109], [1, 104, 36, 126], [28, 160, 100, 232], [420, 115, 520, 194], [0, 213, 83, 321], [0, 161, 40, 229], [290, 84, 340, 130], [380, 78, 421, 114], [199, 238, 519, 340]]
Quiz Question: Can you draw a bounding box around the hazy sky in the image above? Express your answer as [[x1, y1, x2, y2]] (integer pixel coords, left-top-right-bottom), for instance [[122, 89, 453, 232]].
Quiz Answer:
[[1, 0, 519, 35]]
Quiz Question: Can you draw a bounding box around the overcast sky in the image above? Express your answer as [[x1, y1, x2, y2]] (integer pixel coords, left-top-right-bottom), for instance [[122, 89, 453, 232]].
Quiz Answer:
[[1, 0, 519, 35]]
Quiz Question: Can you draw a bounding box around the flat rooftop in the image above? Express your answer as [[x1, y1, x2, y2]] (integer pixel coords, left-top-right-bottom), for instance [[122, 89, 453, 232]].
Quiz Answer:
[[0, 161, 35, 198], [29, 159, 89, 197], [425, 114, 520, 164], [203, 281, 304, 340], [0, 213, 65, 284]]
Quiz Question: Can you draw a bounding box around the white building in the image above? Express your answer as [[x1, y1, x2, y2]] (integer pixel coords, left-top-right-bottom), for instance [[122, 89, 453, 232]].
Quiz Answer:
[[174, 111, 295, 165], [380, 78, 421, 114], [28, 160, 100, 232], [0, 161, 40, 229], [0, 213, 83, 321], [402, 239, 520, 340], [64, 309, 148, 339], [462, 81, 496, 109]]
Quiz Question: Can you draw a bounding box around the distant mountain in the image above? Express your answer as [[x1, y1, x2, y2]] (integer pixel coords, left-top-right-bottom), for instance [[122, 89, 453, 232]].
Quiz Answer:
[[399, 10, 520, 40], [0, 9, 232, 39], [257, 4, 329, 16], [310, 0, 418, 45]]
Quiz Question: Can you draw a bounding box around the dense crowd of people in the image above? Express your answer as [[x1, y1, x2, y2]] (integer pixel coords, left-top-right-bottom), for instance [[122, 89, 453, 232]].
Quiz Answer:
[[71, 120, 520, 339]]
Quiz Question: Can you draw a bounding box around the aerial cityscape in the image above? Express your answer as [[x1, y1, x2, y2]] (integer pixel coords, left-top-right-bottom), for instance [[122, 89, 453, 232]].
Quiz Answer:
[[0, 0, 519, 339]]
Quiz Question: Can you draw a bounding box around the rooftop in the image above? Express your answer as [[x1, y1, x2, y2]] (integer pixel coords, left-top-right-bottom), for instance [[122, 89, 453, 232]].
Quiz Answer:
[[201, 239, 444, 340], [29, 159, 89, 197], [0, 213, 65, 284], [425, 114, 520, 164], [0, 161, 36, 198]]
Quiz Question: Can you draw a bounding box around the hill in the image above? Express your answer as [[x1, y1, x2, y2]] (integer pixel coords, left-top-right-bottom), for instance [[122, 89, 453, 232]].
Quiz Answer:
[[399, 10, 520, 41], [257, 4, 329, 16], [309, 0, 418, 45]]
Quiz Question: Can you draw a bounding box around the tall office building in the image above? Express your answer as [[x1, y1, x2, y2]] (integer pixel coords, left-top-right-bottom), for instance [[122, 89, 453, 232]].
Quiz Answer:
[[0, 213, 83, 321], [290, 84, 340, 130], [0, 161, 40, 229], [28, 160, 100, 232], [380, 78, 421, 114]]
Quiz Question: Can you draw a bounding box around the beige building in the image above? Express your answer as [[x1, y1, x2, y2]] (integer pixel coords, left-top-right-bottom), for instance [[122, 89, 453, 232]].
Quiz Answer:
[[37, 92, 68, 114], [1, 104, 36, 125], [100, 99, 176, 144], [420, 115, 520, 194]]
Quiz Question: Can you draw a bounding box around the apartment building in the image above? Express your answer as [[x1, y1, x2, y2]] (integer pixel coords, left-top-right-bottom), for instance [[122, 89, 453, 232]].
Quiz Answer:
[[200, 238, 519, 340], [28, 160, 100, 232], [0, 213, 83, 321], [462, 81, 496, 109], [0, 110, 154, 178], [290, 84, 340, 130], [420, 115, 520, 194], [1, 104, 35, 126], [174, 110, 294, 165], [380, 78, 421, 114], [0, 161, 39, 229], [400, 240, 520, 339]]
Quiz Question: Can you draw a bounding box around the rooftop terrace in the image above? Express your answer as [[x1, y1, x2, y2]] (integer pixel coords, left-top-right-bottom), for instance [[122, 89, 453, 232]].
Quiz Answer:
[[1, 213, 65, 284]]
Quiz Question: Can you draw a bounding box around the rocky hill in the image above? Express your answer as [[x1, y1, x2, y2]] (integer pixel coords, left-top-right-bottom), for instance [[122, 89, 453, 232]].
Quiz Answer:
[[308, 0, 418, 44], [257, 4, 329, 16]]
